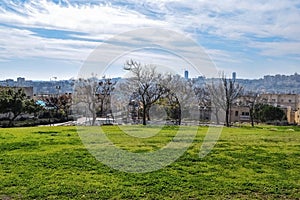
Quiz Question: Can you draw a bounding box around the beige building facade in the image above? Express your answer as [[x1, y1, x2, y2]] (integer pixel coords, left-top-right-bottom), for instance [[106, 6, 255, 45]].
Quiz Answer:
[[292, 104, 300, 125], [260, 94, 300, 110], [230, 106, 250, 123]]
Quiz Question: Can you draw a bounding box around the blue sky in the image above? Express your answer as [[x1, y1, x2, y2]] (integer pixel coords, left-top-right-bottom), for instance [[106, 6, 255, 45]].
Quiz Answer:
[[0, 0, 300, 80]]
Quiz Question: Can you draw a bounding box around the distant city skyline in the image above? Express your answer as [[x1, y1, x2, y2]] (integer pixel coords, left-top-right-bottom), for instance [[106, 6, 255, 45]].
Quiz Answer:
[[0, 71, 299, 82], [1, 71, 300, 95], [0, 1, 300, 80]]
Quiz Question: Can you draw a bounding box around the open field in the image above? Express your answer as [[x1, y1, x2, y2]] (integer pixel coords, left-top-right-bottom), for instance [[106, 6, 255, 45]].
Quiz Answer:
[[0, 125, 299, 199]]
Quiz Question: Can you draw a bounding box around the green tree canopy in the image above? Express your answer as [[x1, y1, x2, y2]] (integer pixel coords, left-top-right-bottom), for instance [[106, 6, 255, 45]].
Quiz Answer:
[[0, 88, 41, 126], [254, 104, 286, 123]]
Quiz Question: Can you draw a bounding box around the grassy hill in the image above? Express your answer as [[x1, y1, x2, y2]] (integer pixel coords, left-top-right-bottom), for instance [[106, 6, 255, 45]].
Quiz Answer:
[[0, 125, 299, 199]]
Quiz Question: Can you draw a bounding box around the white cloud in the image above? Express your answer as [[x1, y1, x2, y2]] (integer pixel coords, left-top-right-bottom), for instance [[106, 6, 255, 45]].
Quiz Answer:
[[0, 0, 299, 79], [249, 41, 300, 57], [205, 49, 240, 64], [0, 0, 167, 34], [0, 0, 170, 62], [162, 0, 300, 41], [0, 26, 97, 61], [3, 0, 299, 41]]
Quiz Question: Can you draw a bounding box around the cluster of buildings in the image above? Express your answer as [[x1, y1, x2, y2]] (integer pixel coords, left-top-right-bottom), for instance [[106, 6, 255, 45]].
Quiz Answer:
[[0, 77, 74, 95], [229, 93, 300, 125], [260, 93, 300, 125]]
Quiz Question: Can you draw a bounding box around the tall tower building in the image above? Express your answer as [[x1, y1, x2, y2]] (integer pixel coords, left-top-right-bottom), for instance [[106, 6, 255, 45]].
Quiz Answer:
[[232, 72, 236, 81], [184, 70, 189, 80], [17, 77, 25, 84]]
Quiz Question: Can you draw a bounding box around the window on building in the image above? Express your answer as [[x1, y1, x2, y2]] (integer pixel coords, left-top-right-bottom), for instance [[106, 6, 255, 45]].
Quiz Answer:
[[240, 112, 250, 116], [289, 99, 292, 103], [235, 111, 238, 116], [272, 99, 276, 102], [281, 99, 284, 102]]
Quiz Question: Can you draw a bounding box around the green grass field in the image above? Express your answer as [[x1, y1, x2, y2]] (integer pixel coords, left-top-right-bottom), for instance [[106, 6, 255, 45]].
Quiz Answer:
[[0, 125, 299, 199]]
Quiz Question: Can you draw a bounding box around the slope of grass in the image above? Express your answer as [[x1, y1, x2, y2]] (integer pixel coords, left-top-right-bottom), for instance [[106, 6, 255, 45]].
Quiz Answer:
[[0, 125, 299, 199]]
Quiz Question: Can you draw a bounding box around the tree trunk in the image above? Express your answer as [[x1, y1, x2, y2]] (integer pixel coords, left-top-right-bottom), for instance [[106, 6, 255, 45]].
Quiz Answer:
[[65, 110, 69, 120], [250, 107, 254, 127], [9, 113, 19, 127], [100, 99, 104, 117], [178, 109, 181, 125], [89, 103, 97, 126], [142, 105, 147, 125], [225, 107, 230, 127], [8, 118, 14, 127], [146, 107, 150, 121], [215, 108, 220, 125], [92, 114, 96, 126]]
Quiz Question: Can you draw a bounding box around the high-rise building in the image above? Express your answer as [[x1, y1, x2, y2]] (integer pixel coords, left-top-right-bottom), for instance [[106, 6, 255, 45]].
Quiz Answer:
[[184, 70, 189, 80], [232, 72, 236, 81], [17, 77, 25, 84]]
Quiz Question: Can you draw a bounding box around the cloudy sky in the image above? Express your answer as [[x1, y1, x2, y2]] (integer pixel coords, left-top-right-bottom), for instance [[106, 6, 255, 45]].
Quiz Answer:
[[0, 0, 299, 80]]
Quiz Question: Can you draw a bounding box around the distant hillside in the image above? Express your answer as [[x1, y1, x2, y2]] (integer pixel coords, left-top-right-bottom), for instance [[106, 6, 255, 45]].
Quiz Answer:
[[1, 74, 300, 94], [236, 73, 300, 94]]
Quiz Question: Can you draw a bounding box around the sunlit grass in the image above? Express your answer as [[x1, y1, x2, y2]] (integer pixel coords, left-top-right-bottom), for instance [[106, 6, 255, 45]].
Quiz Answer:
[[0, 125, 299, 199]]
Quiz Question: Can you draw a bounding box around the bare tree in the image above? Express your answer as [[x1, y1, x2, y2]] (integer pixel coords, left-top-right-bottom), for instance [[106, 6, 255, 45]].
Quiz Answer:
[[193, 86, 211, 123], [58, 93, 73, 120], [123, 60, 168, 125], [207, 74, 243, 126], [222, 74, 243, 127], [154, 74, 200, 125], [160, 74, 188, 125], [206, 79, 225, 125], [97, 78, 116, 119], [74, 76, 115, 126]]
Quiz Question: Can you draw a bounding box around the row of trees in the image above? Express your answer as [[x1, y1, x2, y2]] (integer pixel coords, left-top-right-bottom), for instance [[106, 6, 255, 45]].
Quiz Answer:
[[74, 60, 199, 126], [121, 60, 204, 126], [120, 60, 286, 126], [0, 60, 287, 127], [74, 60, 286, 127]]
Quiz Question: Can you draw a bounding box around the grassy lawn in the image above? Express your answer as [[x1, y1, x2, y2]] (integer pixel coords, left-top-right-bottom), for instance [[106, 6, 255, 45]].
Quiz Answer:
[[0, 125, 299, 199]]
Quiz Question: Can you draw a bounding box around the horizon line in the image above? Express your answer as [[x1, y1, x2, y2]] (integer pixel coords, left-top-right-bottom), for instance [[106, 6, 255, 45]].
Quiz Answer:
[[0, 72, 299, 82]]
